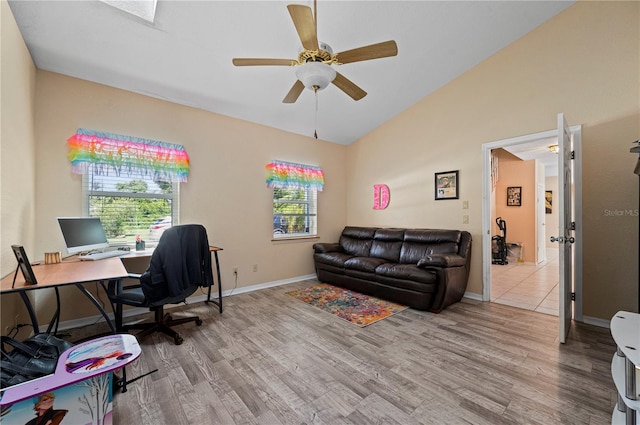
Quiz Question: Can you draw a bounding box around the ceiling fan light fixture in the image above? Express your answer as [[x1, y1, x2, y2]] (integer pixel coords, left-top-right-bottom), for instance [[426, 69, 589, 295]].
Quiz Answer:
[[295, 62, 336, 91]]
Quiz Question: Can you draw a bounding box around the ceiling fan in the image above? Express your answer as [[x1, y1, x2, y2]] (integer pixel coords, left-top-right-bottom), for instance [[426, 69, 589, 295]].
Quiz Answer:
[[232, 1, 398, 103]]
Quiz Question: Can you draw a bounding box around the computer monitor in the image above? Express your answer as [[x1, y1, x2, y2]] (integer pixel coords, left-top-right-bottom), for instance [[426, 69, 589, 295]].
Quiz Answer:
[[57, 217, 109, 254]]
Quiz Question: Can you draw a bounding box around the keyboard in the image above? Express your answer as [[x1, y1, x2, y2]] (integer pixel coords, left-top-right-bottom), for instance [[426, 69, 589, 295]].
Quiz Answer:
[[78, 250, 129, 261]]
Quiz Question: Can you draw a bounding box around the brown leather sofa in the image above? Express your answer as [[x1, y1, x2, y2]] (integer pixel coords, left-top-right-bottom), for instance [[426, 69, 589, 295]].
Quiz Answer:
[[312, 226, 472, 312]]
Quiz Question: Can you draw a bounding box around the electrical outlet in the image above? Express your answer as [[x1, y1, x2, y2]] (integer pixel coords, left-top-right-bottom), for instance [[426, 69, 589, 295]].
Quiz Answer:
[[463, 215, 469, 224], [253, 264, 258, 272]]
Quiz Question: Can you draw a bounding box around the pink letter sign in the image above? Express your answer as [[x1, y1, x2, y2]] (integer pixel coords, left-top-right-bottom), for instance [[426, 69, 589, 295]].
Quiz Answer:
[[373, 184, 390, 210]]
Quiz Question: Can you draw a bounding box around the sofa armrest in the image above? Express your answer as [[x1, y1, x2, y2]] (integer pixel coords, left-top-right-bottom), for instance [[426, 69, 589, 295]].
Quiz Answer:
[[313, 243, 343, 254], [417, 253, 466, 268]]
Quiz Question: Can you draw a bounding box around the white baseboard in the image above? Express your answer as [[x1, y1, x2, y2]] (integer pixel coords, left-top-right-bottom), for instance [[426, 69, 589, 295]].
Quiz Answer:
[[55, 274, 316, 332], [581, 315, 610, 329], [463, 292, 483, 301]]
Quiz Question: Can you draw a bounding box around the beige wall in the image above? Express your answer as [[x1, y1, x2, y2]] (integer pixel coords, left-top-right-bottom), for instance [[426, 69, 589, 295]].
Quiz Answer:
[[347, 1, 639, 320], [1, 0, 37, 335], [494, 151, 536, 263], [28, 72, 348, 323], [2, 1, 638, 327]]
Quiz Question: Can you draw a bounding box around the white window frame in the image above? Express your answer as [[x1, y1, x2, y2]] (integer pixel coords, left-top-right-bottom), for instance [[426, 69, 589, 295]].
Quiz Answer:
[[272, 187, 318, 239]]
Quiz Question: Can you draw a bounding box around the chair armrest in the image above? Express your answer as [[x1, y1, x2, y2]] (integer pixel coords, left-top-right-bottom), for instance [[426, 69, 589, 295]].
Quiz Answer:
[[119, 274, 142, 291], [417, 254, 466, 268], [313, 243, 343, 253]]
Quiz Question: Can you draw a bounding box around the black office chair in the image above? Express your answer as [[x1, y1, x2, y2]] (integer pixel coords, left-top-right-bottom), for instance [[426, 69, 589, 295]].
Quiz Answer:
[[107, 224, 213, 345]]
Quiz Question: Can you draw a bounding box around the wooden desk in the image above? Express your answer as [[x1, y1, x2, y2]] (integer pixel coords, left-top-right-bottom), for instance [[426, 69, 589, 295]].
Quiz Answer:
[[1, 257, 128, 334], [206, 246, 223, 313]]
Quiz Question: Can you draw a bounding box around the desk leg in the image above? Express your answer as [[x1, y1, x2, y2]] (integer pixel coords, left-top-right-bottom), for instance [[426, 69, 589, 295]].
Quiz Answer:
[[74, 281, 116, 334], [19, 291, 39, 334], [206, 251, 223, 314]]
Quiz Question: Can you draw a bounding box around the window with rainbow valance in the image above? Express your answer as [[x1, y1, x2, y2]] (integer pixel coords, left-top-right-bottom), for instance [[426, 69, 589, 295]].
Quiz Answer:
[[67, 128, 190, 182], [265, 160, 324, 191]]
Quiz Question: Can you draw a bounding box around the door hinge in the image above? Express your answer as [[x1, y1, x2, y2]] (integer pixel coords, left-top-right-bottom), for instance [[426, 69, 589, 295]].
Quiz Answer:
[[570, 222, 576, 230], [571, 292, 576, 301], [571, 150, 575, 160]]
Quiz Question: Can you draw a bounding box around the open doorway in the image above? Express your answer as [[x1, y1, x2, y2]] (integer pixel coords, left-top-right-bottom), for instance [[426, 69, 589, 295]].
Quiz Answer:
[[489, 142, 559, 315], [481, 124, 583, 322]]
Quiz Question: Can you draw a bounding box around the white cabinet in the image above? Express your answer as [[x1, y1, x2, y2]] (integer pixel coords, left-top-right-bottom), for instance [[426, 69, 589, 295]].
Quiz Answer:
[[611, 311, 640, 424]]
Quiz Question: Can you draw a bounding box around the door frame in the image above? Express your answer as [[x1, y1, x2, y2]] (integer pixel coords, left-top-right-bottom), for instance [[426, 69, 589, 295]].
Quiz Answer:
[[481, 125, 583, 321]]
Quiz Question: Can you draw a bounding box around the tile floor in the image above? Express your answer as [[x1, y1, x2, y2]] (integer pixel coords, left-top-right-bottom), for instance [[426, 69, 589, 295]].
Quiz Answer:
[[491, 247, 559, 316]]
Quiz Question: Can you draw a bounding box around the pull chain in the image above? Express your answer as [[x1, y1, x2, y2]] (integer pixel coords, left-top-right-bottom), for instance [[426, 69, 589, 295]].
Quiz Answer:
[[314, 87, 318, 139]]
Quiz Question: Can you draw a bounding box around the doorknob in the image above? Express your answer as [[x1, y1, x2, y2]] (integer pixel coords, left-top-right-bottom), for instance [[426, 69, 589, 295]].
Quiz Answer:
[[550, 236, 564, 243]]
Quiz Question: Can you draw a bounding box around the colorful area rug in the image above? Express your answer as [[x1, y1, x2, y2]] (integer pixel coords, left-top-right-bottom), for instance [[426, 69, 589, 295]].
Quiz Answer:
[[286, 283, 408, 327]]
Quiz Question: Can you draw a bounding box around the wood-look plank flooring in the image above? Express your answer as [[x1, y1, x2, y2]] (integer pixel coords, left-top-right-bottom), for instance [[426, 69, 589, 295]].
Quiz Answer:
[[69, 279, 617, 424]]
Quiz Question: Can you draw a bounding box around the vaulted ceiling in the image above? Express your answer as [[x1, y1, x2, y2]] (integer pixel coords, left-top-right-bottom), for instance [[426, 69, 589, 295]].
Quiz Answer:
[[8, 0, 573, 145]]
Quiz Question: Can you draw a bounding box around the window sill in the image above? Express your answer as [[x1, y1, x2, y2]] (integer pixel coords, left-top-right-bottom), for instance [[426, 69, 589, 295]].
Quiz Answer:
[[271, 235, 320, 243]]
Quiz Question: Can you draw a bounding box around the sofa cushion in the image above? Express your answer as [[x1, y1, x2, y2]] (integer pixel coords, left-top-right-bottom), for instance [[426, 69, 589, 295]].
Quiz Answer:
[[399, 229, 461, 263], [344, 256, 387, 273], [369, 228, 404, 262], [339, 227, 377, 257], [314, 252, 353, 268], [417, 254, 466, 268], [375, 263, 438, 285]]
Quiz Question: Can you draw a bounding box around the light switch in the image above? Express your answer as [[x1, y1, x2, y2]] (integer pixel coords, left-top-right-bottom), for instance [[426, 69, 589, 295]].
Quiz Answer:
[[462, 200, 469, 209], [463, 215, 469, 224]]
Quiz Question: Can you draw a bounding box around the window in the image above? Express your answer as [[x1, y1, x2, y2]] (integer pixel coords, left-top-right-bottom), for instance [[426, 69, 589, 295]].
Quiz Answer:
[[266, 160, 323, 240], [273, 187, 317, 238], [67, 128, 189, 244], [83, 169, 178, 244]]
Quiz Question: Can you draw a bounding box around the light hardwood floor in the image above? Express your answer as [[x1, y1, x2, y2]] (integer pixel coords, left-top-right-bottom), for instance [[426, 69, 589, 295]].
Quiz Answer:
[[72, 279, 616, 425]]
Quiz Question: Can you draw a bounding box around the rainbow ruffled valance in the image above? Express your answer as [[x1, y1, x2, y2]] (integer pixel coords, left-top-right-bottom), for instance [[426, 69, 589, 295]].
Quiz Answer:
[[266, 160, 324, 191], [67, 128, 189, 182]]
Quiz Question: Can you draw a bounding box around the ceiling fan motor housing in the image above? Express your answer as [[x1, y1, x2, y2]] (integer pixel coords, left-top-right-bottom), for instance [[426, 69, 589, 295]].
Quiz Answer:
[[295, 61, 336, 90]]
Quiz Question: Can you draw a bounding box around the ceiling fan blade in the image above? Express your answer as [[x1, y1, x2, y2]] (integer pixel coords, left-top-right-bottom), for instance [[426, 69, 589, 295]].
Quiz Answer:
[[332, 72, 367, 101], [283, 80, 305, 103], [287, 5, 319, 51], [232, 58, 295, 66], [336, 40, 398, 64]]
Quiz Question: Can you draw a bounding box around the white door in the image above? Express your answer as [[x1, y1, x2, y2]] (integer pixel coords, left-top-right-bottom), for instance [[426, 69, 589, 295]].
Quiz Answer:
[[537, 182, 547, 264], [555, 113, 574, 343]]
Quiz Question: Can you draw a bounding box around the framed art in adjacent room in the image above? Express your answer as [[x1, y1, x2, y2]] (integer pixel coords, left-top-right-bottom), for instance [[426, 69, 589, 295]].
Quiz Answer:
[[545, 190, 552, 213], [507, 186, 522, 206], [435, 170, 459, 200]]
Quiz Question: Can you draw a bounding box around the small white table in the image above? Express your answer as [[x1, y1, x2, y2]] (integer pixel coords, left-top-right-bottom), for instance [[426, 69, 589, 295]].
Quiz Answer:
[[610, 311, 640, 424]]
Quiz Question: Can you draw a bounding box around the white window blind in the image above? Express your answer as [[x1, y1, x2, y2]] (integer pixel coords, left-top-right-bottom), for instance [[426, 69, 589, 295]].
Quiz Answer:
[[266, 161, 323, 239], [83, 167, 179, 243]]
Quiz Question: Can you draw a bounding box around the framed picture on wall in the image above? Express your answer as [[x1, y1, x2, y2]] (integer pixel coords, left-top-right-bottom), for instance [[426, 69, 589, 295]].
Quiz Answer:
[[545, 190, 552, 213], [435, 170, 459, 200], [507, 186, 522, 206]]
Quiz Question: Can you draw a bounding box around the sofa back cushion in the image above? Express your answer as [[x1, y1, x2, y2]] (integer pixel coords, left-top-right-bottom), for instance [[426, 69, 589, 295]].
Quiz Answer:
[[339, 227, 377, 257], [369, 229, 404, 262], [399, 229, 461, 264]]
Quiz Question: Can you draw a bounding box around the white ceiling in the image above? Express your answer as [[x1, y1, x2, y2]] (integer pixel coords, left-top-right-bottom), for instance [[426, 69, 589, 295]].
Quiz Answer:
[[502, 136, 559, 176], [8, 0, 573, 145]]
